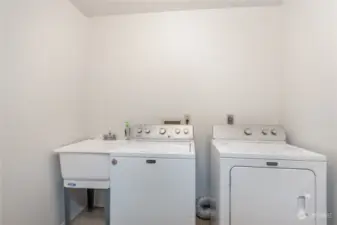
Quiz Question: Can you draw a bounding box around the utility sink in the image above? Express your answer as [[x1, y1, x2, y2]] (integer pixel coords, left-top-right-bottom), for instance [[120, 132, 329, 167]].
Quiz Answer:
[[55, 139, 122, 182], [59, 153, 110, 181]]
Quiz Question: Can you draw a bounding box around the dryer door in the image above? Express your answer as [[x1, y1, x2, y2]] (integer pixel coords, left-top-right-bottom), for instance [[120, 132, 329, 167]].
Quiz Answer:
[[230, 167, 316, 225]]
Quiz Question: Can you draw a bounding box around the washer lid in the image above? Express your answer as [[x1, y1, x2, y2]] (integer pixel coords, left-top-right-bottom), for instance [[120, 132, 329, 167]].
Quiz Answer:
[[110, 140, 195, 159], [213, 140, 326, 162]]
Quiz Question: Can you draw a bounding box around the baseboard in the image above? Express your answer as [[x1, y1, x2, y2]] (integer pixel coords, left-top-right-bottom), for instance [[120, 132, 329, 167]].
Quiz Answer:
[[60, 205, 86, 225]]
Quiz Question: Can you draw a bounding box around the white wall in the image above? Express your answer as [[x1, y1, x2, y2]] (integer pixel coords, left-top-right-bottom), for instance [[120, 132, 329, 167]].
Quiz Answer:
[[2, 1, 335, 224], [1, 2, 11, 224], [282, 1, 337, 224], [87, 7, 282, 196], [1, 1, 89, 225], [0, 2, 5, 223]]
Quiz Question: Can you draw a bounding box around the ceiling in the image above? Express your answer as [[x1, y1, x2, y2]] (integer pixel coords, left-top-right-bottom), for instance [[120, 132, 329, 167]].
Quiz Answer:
[[70, 0, 282, 17]]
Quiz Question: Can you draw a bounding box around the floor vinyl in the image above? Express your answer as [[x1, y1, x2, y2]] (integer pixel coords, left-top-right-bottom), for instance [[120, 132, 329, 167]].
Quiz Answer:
[[71, 208, 210, 225]]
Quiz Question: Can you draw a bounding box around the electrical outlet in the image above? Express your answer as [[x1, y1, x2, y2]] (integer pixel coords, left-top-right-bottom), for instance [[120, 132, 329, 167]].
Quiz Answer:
[[227, 114, 234, 125], [184, 114, 191, 125]]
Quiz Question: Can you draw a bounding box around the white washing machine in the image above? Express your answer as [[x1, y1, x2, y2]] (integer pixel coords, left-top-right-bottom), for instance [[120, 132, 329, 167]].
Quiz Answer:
[[210, 125, 327, 225], [109, 125, 196, 225]]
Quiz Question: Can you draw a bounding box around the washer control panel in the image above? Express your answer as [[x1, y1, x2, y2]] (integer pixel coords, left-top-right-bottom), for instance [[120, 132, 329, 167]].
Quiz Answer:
[[213, 125, 286, 141], [131, 125, 194, 140]]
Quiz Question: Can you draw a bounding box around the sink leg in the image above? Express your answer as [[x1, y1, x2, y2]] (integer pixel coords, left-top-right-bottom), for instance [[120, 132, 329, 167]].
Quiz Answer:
[[105, 189, 110, 225], [64, 187, 71, 225], [87, 189, 95, 212]]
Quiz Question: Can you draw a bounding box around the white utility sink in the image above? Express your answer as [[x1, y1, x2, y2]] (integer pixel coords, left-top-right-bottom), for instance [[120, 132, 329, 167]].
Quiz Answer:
[[54, 139, 125, 188]]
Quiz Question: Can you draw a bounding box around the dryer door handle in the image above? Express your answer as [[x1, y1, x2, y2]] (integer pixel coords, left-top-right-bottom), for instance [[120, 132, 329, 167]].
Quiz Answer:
[[297, 195, 309, 220]]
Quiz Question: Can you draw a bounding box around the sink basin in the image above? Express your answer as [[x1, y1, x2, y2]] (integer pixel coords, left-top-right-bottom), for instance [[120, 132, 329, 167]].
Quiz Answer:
[[55, 139, 119, 182], [59, 153, 110, 181]]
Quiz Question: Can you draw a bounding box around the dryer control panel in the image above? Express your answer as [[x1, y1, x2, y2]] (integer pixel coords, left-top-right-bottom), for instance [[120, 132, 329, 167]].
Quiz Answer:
[[131, 125, 194, 140], [213, 125, 286, 141]]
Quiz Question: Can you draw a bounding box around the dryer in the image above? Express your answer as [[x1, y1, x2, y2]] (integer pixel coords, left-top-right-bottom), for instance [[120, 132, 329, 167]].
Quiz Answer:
[[210, 125, 327, 225], [109, 125, 196, 225]]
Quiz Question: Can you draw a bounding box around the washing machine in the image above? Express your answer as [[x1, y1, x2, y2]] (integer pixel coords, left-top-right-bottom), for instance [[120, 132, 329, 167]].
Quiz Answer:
[[109, 124, 196, 225], [210, 125, 327, 225]]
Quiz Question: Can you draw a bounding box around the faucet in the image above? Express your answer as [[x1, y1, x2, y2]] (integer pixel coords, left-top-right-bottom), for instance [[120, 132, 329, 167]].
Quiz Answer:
[[103, 131, 117, 141]]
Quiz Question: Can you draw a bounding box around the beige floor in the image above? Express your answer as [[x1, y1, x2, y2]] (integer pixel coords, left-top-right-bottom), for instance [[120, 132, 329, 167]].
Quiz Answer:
[[72, 208, 209, 225]]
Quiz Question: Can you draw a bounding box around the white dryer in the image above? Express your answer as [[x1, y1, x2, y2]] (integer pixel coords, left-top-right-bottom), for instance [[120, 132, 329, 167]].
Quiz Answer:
[[210, 125, 327, 225], [109, 125, 196, 225]]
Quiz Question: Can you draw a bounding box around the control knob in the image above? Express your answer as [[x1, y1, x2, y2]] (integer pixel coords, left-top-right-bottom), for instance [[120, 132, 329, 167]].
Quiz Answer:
[[271, 129, 277, 136], [261, 128, 268, 135], [144, 129, 150, 134], [244, 128, 252, 136], [175, 129, 181, 134], [159, 128, 166, 135], [137, 128, 142, 134], [183, 129, 189, 134]]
